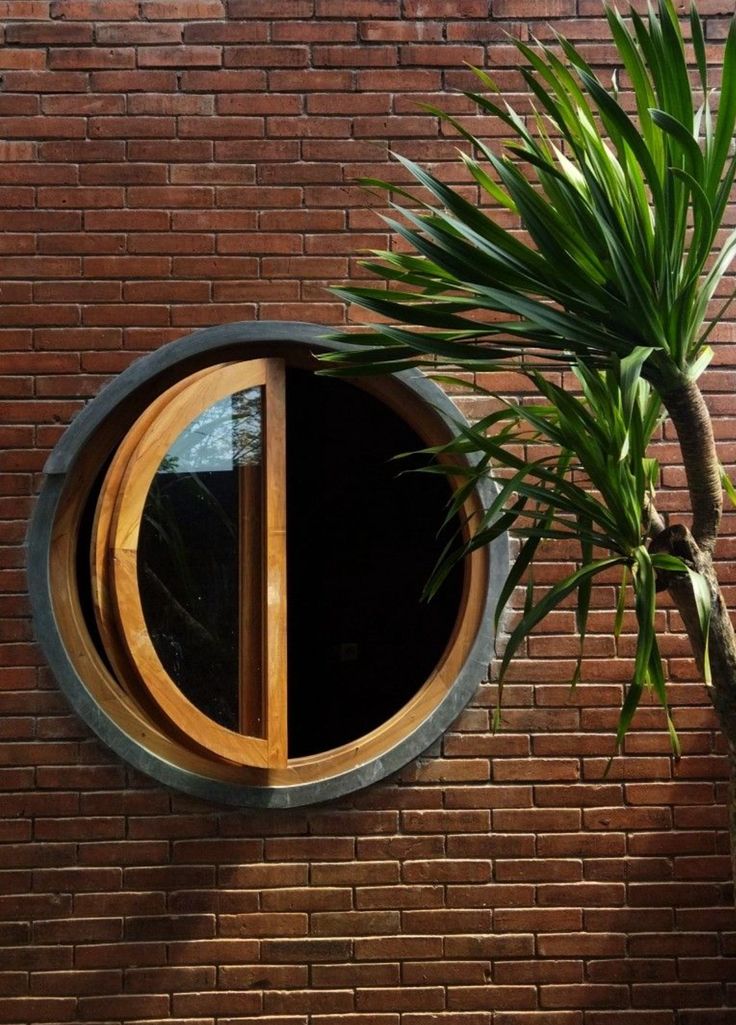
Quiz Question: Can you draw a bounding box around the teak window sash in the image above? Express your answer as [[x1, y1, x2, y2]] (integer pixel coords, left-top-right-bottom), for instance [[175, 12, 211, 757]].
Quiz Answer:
[[91, 366, 226, 709], [101, 359, 287, 769]]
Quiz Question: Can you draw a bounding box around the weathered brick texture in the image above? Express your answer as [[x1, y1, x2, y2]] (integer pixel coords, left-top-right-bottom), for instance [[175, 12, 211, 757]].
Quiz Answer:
[[0, 0, 734, 1022]]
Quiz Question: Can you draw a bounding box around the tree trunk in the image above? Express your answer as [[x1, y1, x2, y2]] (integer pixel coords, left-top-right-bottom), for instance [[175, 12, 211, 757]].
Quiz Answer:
[[660, 380, 736, 894]]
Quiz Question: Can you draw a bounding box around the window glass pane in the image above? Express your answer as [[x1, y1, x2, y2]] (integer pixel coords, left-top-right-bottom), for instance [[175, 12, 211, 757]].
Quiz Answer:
[[137, 387, 262, 731]]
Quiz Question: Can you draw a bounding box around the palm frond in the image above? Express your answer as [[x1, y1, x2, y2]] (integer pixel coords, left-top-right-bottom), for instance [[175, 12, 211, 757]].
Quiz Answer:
[[323, 0, 730, 750]]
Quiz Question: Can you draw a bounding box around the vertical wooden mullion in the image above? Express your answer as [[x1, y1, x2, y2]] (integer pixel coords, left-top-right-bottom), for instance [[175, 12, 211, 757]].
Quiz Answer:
[[263, 359, 288, 767], [238, 459, 263, 736]]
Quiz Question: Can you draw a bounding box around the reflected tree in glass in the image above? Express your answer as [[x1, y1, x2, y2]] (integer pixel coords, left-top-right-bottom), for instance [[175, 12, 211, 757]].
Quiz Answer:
[[137, 387, 263, 730]]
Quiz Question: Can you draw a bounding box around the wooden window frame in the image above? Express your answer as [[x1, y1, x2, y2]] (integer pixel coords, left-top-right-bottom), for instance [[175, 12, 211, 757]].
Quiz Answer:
[[33, 329, 499, 806], [92, 359, 287, 769]]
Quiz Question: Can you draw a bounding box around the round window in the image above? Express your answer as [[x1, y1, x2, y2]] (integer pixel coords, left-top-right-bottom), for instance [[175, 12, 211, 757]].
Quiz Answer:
[[28, 322, 506, 807]]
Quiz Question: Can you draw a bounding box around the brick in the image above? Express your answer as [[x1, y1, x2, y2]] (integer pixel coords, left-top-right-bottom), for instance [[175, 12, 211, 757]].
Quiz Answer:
[[0, 49, 46, 70], [126, 964, 216, 991], [403, 860, 492, 883], [403, 44, 484, 65], [50, 0, 139, 15], [314, 44, 398, 66], [84, 210, 169, 230], [90, 115, 175, 138], [631, 982, 724, 1008], [180, 69, 266, 90], [78, 994, 169, 1019], [0, 5, 735, 1020], [264, 989, 354, 1014], [0, 70, 87, 92], [179, 115, 263, 137], [0, 116, 85, 138], [0, 998, 77, 1022], [220, 965, 307, 992], [48, 47, 135, 69], [312, 861, 399, 885], [355, 935, 443, 961], [586, 1016, 673, 1025], [173, 991, 262, 1015], [402, 962, 492, 986], [356, 882, 445, 911], [128, 186, 212, 207], [226, 45, 309, 67], [130, 140, 213, 162], [220, 913, 307, 938], [628, 882, 729, 907], [262, 887, 352, 912], [538, 933, 626, 957], [39, 140, 125, 162], [83, 256, 170, 278], [262, 938, 352, 963], [184, 22, 268, 42], [311, 1017, 395, 1025], [30, 970, 121, 996], [139, 45, 222, 67], [401, 810, 491, 833], [141, 0, 225, 14], [356, 987, 444, 1011], [316, 0, 398, 12], [537, 882, 625, 906], [403, 1017, 492, 1025], [265, 837, 355, 861], [404, 0, 486, 12], [38, 186, 124, 207], [541, 985, 628, 1010], [274, 22, 355, 42], [36, 226, 120, 255], [95, 23, 183, 45], [167, 938, 259, 965], [494, 0, 573, 12], [6, 23, 93, 44], [228, 0, 314, 14], [312, 962, 399, 987], [448, 986, 537, 1010], [79, 163, 168, 185], [91, 70, 178, 91], [268, 69, 352, 91]]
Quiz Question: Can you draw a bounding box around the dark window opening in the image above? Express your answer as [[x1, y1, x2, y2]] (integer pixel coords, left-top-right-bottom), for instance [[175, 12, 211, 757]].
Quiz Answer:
[[285, 370, 463, 758]]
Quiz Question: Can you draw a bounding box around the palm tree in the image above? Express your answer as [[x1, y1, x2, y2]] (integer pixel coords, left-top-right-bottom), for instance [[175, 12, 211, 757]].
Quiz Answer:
[[323, 0, 736, 878]]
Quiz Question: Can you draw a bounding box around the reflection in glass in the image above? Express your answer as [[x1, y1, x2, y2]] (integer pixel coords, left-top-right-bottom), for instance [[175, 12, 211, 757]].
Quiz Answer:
[[137, 387, 262, 731]]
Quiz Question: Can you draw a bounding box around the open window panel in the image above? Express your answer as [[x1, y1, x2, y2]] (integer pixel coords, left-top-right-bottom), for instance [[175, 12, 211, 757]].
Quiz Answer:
[[91, 359, 287, 769]]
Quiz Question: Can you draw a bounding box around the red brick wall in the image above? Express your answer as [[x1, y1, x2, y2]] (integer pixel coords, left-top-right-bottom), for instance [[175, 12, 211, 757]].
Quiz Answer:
[[2, 1, 736, 1022]]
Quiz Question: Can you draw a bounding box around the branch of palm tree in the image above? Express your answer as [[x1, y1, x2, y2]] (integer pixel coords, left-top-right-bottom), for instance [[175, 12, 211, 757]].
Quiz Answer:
[[411, 352, 698, 749], [323, 0, 736, 391], [321, 0, 734, 750]]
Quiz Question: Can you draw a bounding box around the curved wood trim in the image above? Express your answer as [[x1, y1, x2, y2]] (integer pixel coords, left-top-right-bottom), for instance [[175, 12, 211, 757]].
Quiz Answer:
[[107, 359, 287, 769], [91, 363, 229, 702], [48, 407, 247, 780], [49, 345, 491, 790], [263, 359, 288, 767]]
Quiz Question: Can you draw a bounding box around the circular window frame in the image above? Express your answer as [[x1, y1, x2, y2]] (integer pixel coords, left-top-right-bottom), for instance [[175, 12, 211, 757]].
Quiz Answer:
[[28, 321, 508, 808], [98, 358, 288, 770]]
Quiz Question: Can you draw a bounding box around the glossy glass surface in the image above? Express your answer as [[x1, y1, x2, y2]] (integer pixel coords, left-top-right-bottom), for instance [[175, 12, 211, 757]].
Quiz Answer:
[[137, 387, 262, 729]]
